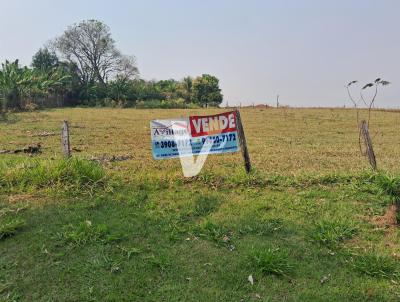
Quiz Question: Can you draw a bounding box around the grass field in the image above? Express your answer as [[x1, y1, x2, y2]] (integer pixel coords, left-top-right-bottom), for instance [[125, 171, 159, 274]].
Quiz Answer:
[[1, 108, 400, 301]]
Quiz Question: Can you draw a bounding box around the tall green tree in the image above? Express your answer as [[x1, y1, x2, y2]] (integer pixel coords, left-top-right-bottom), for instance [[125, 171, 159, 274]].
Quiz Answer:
[[32, 48, 59, 72], [192, 74, 223, 107], [180, 76, 193, 104], [0, 59, 71, 111], [0, 60, 30, 110], [156, 79, 179, 100]]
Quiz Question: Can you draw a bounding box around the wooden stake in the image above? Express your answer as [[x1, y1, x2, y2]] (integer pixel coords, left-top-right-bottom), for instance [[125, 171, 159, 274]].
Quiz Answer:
[[235, 110, 251, 173], [61, 120, 71, 158], [360, 120, 377, 170]]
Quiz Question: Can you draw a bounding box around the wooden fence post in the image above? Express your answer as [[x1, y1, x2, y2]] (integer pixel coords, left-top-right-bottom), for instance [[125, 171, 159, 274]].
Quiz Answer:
[[61, 120, 71, 158], [235, 110, 251, 173], [360, 120, 377, 170]]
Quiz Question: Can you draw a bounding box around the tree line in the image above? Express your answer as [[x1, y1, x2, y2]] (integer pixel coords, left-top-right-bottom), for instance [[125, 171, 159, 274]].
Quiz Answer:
[[0, 20, 223, 115]]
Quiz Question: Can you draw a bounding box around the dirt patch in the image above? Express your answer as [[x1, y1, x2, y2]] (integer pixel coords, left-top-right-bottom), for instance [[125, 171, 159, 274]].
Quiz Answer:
[[0, 143, 42, 155], [8, 194, 36, 204], [368, 204, 399, 256], [370, 204, 397, 228], [90, 154, 133, 164], [6, 194, 56, 209], [26, 130, 56, 137]]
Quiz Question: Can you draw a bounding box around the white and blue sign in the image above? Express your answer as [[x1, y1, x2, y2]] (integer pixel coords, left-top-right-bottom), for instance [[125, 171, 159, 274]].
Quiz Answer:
[[151, 112, 240, 160]]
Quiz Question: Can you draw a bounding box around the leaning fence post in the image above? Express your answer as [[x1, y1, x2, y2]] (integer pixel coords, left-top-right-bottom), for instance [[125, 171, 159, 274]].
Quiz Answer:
[[235, 109, 252, 173], [360, 120, 377, 170], [61, 120, 71, 158]]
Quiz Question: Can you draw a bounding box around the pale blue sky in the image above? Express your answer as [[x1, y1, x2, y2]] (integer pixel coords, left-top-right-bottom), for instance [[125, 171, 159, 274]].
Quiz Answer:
[[0, 0, 399, 107]]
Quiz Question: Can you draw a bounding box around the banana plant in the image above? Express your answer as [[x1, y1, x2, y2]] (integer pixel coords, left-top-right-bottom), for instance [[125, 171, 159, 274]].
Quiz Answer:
[[0, 59, 71, 111], [0, 60, 25, 111]]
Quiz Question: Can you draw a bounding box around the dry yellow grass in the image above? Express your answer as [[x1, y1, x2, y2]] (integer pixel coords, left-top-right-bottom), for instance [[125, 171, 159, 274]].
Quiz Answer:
[[1, 107, 399, 177]]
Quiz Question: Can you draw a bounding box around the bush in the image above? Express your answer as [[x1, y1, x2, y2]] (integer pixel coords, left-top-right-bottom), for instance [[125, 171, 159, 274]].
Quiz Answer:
[[24, 101, 39, 111], [135, 99, 200, 109]]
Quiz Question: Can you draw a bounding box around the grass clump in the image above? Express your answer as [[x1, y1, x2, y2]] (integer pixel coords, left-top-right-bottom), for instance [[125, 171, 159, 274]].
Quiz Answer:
[[193, 220, 232, 246], [374, 174, 400, 199], [193, 195, 221, 217], [312, 220, 357, 247], [58, 221, 111, 246], [351, 252, 400, 280], [239, 218, 284, 236], [0, 157, 106, 192], [373, 173, 400, 223], [0, 218, 25, 240], [249, 247, 294, 277]]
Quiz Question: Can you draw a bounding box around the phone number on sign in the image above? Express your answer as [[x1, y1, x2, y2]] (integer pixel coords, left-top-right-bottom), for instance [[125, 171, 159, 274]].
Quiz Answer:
[[157, 133, 237, 149]]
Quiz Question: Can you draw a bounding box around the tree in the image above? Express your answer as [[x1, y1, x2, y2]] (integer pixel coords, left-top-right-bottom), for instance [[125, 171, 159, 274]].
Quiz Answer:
[[52, 19, 138, 87], [346, 78, 391, 126], [56, 61, 84, 106], [346, 78, 391, 161], [156, 79, 179, 100], [32, 48, 59, 72], [192, 74, 223, 107], [180, 76, 193, 104], [0, 60, 29, 110], [108, 78, 130, 101], [0, 59, 71, 111], [34, 66, 72, 106]]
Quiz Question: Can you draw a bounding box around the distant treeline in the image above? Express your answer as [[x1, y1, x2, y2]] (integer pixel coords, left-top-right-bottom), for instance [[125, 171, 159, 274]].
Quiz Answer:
[[0, 20, 223, 113]]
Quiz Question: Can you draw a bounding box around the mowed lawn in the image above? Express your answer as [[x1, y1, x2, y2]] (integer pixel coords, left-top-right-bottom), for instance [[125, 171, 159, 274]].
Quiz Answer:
[[1, 108, 400, 301]]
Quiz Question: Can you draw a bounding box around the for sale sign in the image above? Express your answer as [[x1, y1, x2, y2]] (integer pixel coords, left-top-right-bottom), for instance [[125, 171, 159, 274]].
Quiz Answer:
[[151, 111, 240, 160]]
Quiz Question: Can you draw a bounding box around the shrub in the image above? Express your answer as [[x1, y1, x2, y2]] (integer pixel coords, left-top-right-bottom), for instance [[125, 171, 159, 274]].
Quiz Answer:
[[135, 99, 200, 109]]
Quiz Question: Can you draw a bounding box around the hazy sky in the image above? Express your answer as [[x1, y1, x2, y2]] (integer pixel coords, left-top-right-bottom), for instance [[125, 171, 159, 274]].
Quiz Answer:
[[1, 0, 399, 107]]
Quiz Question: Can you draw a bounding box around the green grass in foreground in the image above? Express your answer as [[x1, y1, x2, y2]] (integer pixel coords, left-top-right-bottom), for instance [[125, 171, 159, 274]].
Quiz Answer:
[[0, 157, 400, 301]]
